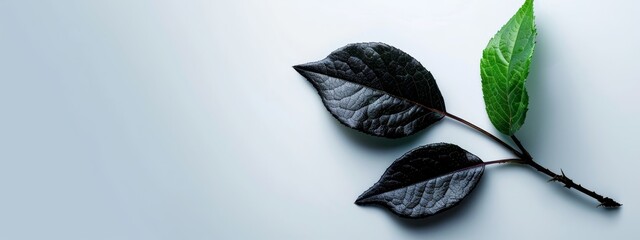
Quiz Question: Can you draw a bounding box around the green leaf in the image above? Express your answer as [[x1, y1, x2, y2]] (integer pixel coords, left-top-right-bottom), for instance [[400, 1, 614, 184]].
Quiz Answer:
[[480, 0, 536, 136]]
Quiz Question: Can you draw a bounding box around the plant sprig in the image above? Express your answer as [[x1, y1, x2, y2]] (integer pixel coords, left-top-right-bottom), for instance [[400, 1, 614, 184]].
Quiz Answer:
[[293, 0, 620, 219]]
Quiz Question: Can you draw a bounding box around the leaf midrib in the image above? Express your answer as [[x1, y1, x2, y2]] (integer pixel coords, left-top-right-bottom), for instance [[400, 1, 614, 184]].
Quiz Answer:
[[501, 2, 533, 133], [298, 65, 445, 115], [360, 162, 484, 200]]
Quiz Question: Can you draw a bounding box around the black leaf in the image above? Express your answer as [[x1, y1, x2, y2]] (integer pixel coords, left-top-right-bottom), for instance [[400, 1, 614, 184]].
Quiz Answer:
[[294, 42, 446, 138], [356, 143, 484, 218]]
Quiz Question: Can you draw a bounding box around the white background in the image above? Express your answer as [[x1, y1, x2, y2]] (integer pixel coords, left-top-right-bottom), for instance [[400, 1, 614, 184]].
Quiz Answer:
[[1, 0, 639, 239]]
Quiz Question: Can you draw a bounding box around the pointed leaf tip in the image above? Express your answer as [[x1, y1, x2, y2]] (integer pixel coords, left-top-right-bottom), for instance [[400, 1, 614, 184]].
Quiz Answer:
[[480, 0, 536, 135], [293, 42, 446, 138], [356, 143, 484, 218]]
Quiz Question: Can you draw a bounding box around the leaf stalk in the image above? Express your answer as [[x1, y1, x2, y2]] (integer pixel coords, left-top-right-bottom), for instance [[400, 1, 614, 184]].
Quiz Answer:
[[434, 110, 621, 208], [425, 107, 524, 158], [510, 135, 621, 208], [391, 94, 619, 208]]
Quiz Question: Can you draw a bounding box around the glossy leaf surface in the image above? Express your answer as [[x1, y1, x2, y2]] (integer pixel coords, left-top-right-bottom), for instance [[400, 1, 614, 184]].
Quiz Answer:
[[294, 42, 446, 138], [356, 143, 484, 218]]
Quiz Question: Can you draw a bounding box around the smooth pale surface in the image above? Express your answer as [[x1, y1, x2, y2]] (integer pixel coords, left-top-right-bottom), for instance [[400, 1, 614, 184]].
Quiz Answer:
[[0, 0, 638, 239]]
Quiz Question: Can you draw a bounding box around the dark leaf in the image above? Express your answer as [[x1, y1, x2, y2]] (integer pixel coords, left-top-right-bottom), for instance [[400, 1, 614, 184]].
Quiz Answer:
[[356, 143, 484, 218], [294, 42, 446, 138]]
